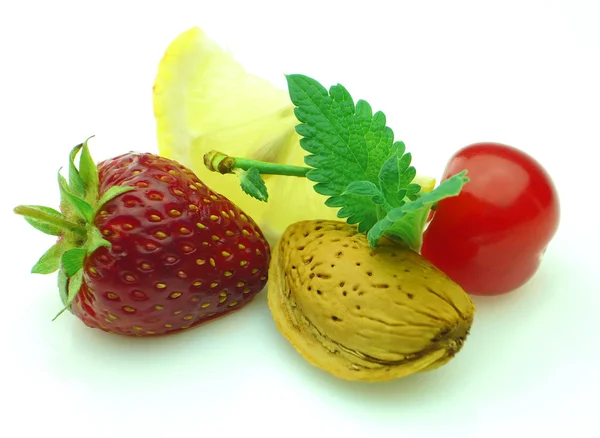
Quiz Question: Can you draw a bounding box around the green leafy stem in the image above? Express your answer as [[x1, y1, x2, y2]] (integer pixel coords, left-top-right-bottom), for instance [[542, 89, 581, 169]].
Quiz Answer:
[[204, 74, 469, 252], [13, 136, 134, 320]]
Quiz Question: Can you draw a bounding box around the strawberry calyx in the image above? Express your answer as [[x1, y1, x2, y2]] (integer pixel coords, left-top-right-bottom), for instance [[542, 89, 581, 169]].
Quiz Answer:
[[13, 137, 134, 319]]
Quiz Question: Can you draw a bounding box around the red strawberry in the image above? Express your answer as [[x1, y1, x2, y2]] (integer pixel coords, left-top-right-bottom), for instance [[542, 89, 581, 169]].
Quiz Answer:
[[15, 137, 270, 336]]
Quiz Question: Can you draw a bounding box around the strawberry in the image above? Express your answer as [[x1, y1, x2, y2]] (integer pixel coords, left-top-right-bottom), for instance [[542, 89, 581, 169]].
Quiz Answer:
[[15, 137, 270, 336]]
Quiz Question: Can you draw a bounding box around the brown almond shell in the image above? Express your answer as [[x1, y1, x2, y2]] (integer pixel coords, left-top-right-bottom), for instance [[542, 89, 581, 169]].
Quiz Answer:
[[268, 220, 475, 382]]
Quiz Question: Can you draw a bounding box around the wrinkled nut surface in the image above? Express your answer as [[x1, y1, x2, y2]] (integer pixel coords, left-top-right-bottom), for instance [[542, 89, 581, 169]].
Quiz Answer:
[[268, 220, 476, 382]]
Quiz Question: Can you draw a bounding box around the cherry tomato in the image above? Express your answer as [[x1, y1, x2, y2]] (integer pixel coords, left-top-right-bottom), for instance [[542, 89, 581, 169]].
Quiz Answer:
[[421, 142, 560, 296]]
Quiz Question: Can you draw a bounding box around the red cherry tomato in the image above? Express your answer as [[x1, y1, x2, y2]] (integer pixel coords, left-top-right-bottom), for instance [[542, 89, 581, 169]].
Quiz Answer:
[[421, 142, 560, 296]]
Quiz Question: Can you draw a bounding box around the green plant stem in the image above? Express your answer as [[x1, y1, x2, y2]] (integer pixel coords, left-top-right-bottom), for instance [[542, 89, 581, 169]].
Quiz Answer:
[[14, 205, 87, 237], [204, 150, 310, 177]]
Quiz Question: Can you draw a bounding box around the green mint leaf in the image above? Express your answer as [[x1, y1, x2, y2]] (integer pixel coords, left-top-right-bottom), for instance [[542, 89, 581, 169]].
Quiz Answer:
[[22, 205, 65, 236], [31, 240, 68, 274], [325, 192, 381, 232], [96, 185, 135, 213], [378, 142, 417, 209], [406, 183, 421, 201], [367, 171, 469, 248], [68, 144, 85, 198], [286, 74, 415, 233], [238, 168, 268, 202], [61, 248, 87, 277], [79, 136, 100, 204], [343, 181, 382, 197], [335, 181, 386, 228]]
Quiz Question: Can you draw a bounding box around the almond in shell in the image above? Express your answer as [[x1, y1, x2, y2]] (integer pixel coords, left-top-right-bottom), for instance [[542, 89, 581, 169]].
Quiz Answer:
[[268, 219, 475, 382]]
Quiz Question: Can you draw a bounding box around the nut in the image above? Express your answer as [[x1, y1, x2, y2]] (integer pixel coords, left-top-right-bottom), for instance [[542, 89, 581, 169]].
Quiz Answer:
[[268, 220, 476, 382]]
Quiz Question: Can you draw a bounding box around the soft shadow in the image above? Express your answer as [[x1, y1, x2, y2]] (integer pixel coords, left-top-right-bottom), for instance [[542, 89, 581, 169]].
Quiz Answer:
[[267, 321, 472, 409], [43, 290, 271, 386], [307, 363, 465, 404]]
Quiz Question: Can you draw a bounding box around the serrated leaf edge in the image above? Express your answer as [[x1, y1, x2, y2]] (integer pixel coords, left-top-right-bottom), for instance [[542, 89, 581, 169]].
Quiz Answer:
[[237, 168, 269, 202]]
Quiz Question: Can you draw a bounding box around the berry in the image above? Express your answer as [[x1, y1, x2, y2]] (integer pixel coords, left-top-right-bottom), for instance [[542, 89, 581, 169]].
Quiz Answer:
[[15, 138, 270, 336]]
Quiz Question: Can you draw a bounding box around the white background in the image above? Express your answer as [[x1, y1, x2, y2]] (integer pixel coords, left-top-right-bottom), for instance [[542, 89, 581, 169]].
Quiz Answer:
[[1, 1, 598, 437]]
